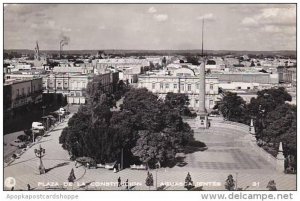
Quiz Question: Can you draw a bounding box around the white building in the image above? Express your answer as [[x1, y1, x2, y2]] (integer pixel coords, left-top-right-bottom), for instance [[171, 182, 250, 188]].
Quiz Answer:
[[138, 68, 220, 111]]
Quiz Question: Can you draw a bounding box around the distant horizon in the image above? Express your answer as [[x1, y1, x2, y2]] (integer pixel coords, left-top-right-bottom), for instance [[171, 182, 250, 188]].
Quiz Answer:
[[4, 48, 296, 52]]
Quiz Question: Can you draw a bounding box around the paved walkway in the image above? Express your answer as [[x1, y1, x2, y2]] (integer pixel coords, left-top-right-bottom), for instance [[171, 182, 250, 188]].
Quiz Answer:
[[4, 106, 85, 191], [4, 114, 296, 191]]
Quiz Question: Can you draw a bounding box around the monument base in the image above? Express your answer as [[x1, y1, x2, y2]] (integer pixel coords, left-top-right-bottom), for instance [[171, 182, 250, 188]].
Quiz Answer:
[[198, 113, 209, 129], [276, 153, 285, 173]]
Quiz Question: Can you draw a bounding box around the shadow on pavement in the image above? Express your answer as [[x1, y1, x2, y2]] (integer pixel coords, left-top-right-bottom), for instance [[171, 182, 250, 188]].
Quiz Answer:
[[77, 181, 94, 189], [5, 157, 37, 167], [51, 128, 64, 132], [34, 139, 53, 145], [45, 162, 70, 173]]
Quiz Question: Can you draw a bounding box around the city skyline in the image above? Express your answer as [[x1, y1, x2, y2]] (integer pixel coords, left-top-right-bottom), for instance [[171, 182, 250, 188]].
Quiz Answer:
[[4, 4, 296, 51]]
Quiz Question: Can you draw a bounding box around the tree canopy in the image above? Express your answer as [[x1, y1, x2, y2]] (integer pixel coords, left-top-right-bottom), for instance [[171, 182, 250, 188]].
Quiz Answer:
[[165, 93, 196, 117], [60, 85, 194, 168], [214, 92, 248, 123]]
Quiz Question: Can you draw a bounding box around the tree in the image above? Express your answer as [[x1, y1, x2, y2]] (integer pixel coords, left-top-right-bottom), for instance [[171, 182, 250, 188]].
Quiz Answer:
[[262, 104, 296, 164], [248, 87, 292, 118], [68, 168, 76, 183], [266, 180, 277, 191], [247, 87, 292, 138], [162, 57, 167, 67], [216, 92, 247, 123], [145, 171, 154, 190], [225, 174, 235, 190], [61, 86, 194, 168], [165, 93, 196, 117], [131, 130, 175, 167], [184, 172, 195, 190], [186, 56, 200, 65]]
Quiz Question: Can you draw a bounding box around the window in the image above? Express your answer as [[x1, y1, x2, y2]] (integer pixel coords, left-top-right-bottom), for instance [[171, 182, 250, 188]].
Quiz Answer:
[[173, 84, 177, 89], [196, 83, 200, 89], [180, 84, 184, 91], [247, 87, 251, 90], [210, 84, 214, 90], [165, 83, 169, 89], [209, 100, 214, 106], [152, 83, 156, 89], [195, 100, 199, 104], [22, 88, 25, 95], [237, 86, 241, 90], [160, 83, 163, 89], [188, 84, 191, 91], [33, 86, 36, 91], [16, 89, 19, 97]]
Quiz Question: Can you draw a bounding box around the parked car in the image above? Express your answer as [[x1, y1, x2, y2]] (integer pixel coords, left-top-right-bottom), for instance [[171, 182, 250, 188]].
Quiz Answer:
[[10, 140, 25, 148], [32, 122, 45, 130]]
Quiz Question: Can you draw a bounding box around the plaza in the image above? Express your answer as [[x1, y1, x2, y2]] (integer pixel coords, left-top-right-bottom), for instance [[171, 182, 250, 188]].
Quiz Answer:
[[3, 108, 296, 191]]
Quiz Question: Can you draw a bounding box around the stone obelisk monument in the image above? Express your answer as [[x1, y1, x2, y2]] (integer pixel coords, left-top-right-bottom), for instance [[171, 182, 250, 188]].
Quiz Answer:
[[198, 19, 209, 129], [276, 142, 285, 173]]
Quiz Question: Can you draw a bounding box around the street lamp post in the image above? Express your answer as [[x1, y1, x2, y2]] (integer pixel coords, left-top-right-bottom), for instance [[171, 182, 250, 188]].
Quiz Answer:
[[34, 145, 46, 174]]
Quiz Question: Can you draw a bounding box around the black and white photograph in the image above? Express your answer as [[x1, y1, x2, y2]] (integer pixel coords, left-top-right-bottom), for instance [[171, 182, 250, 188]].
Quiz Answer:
[[2, 2, 297, 194]]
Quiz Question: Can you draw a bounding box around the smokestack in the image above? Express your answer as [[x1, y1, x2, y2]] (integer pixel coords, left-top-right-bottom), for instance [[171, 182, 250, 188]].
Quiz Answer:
[[59, 35, 70, 59]]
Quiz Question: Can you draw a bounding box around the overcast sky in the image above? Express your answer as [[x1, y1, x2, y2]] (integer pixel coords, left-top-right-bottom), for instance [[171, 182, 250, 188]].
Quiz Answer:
[[4, 4, 296, 51]]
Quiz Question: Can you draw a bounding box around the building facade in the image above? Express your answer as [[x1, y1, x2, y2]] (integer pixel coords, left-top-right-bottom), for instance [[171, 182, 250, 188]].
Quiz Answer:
[[4, 77, 43, 111], [43, 73, 92, 104], [43, 72, 119, 104], [138, 68, 219, 111], [277, 66, 296, 87], [210, 72, 279, 84]]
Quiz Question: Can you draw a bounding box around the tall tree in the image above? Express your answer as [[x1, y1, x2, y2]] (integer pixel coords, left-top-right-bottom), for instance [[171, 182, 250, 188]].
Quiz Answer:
[[145, 171, 154, 190], [165, 93, 195, 117], [216, 92, 247, 123]]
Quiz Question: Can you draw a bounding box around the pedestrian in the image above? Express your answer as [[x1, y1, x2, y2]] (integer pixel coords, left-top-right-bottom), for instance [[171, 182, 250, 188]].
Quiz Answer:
[[118, 177, 121, 187], [27, 184, 31, 190], [126, 179, 129, 190]]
